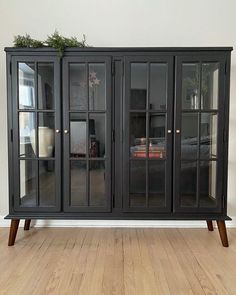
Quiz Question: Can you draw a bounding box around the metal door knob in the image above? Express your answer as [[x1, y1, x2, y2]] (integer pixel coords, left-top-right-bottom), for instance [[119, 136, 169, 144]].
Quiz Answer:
[[55, 129, 60, 133], [176, 129, 180, 133], [64, 129, 69, 134], [167, 129, 172, 134]]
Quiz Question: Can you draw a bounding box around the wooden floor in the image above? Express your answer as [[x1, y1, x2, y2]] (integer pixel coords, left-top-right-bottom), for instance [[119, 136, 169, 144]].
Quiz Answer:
[[1, 227, 236, 295]]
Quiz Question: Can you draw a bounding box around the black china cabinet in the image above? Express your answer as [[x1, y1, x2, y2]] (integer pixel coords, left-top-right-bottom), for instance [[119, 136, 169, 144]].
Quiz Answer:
[[5, 47, 232, 246]]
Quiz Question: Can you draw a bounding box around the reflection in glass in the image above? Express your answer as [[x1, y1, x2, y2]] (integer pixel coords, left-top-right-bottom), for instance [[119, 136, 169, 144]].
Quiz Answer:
[[39, 161, 55, 206], [37, 113, 55, 158], [19, 112, 36, 157], [180, 161, 197, 207], [38, 63, 54, 109], [149, 114, 166, 159], [181, 113, 198, 159], [130, 113, 146, 158], [70, 64, 87, 110], [200, 161, 217, 207], [89, 114, 106, 158], [201, 63, 219, 109], [130, 63, 147, 109], [20, 160, 37, 206], [130, 161, 146, 207], [182, 63, 200, 109], [89, 64, 106, 110], [18, 63, 35, 109], [150, 63, 167, 110], [200, 113, 217, 158], [148, 161, 165, 207], [70, 161, 87, 206], [70, 113, 87, 158], [90, 161, 106, 206]]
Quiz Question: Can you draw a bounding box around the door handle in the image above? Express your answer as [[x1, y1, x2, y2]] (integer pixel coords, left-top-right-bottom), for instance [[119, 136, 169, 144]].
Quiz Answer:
[[55, 129, 60, 133], [64, 129, 69, 134], [176, 129, 180, 134]]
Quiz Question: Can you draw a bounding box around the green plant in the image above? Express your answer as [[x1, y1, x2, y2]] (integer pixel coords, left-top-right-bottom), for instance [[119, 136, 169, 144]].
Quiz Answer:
[[45, 31, 87, 56], [14, 34, 44, 48], [13, 30, 88, 56]]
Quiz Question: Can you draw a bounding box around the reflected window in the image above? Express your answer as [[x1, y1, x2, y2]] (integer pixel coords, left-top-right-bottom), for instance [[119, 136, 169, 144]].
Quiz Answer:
[[19, 112, 35, 157], [70, 113, 87, 158], [18, 63, 35, 109]]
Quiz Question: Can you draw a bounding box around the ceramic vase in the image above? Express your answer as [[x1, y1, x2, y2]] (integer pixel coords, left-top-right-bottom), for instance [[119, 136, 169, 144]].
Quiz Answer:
[[30, 126, 54, 157]]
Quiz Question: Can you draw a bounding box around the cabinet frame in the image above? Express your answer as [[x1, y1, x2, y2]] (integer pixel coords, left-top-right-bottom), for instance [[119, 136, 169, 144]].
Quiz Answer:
[[62, 56, 112, 213], [11, 55, 61, 212], [4, 47, 232, 221], [174, 55, 227, 213]]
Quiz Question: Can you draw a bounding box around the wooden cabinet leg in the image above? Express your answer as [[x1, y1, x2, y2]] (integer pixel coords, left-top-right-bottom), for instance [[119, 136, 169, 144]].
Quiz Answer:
[[8, 219, 20, 246], [206, 220, 214, 231], [216, 220, 229, 247], [24, 219, 31, 231]]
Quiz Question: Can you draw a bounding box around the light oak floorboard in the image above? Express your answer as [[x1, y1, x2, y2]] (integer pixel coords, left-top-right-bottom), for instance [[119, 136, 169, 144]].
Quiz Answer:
[[0, 228, 236, 295]]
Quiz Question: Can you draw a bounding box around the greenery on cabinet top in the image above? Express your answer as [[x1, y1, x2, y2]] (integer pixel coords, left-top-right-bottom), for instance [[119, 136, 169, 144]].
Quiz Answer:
[[13, 31, 89, 56]]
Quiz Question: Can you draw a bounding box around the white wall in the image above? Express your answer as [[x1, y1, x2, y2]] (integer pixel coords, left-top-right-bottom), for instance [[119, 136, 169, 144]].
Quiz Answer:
[[0, 0, 236, 227]]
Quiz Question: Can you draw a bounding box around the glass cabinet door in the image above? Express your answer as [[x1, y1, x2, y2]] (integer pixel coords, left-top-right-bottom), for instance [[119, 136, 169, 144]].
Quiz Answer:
[[174, 56, 225, 212], [63, 57, 111, 212], [12, 56, 61, 211], [123, 56, 173, 212]]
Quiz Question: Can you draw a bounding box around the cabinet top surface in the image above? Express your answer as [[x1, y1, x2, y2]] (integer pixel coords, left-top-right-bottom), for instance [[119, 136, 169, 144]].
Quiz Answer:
[[4, 46, 233, 53]]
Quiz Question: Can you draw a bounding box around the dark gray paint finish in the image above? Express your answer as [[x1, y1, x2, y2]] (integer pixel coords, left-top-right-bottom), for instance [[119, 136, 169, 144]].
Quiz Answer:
[[123, 55, 174, 213], [62, 56, 112, 213], [5, 47, 232, 220], [11, 55, 61, 212], [174, 55, 227, 214]]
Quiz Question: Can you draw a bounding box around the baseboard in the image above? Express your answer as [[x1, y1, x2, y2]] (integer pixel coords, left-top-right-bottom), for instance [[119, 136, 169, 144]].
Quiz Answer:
[[1, 215, 236, 228]]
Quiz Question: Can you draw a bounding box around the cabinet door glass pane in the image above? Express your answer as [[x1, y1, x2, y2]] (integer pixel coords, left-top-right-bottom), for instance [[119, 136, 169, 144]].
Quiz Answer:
[[181, 113, 198, 159], [18, 63, 35, 109], [130, 63, 147, 110], [70, 64, 87, 110], [37, 113, 55, 158], [149, 114, 166, 159], [200, 113, 217, 158], [89, 114, 105, 158], [89, 161, 106, 206], [150, 63, 167, 110], [130, 161, 146, 207], [19, 112, 36, 157], [130, 113, 146, 158], [89, 64, 106, 110], [39, 160, 55, 206], [180, 161, 197, 207], [70, 113, 87, 158], [149, 161, 165, 207], [20, 160, 37, 206], [201, 63, 219, 109], [200, 161, 217, 207], [70, 161, 87, 206], [38, 63, 54, 109], [182, 63, 200, 109]]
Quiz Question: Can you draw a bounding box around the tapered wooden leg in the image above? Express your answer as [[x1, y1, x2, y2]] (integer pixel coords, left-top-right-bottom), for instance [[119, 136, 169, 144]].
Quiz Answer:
[[24, 219, 31, 231], [8, 219, 20, 246], [216, 220, 229, 247], [206, 220, 214, 231]]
